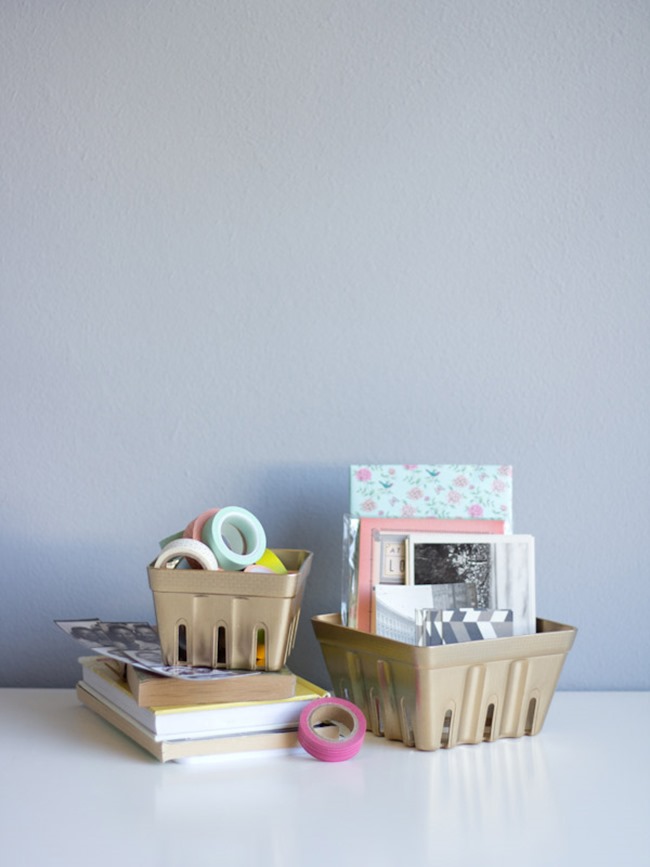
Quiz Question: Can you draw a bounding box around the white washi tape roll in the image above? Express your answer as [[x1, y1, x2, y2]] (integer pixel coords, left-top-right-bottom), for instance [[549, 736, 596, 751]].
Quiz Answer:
[[201, 506, 266, 571], [298, 697, 367, 762], [154, 538, 219, 571]]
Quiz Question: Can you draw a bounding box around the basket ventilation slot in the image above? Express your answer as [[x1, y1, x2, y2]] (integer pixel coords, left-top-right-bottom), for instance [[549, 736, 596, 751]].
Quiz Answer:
[[216, 625, 226, 665], [400, 699, 414, 747], [369, 689, 384, 735], [256, 628, 266, 669], [484, 703, 496, 741], [177, 624, 187, 663], [525, 697, 537, 735], [440, 710, 453, 748]]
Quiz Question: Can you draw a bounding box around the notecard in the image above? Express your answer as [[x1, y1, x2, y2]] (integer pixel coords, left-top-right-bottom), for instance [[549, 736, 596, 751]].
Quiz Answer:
[[349, 465, 513, 532], [415, 608, 514, 646]]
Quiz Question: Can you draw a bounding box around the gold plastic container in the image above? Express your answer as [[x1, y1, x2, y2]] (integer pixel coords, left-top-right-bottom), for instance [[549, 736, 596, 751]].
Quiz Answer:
[[148, 550, 312, 671], [312, 613, 576, 751]]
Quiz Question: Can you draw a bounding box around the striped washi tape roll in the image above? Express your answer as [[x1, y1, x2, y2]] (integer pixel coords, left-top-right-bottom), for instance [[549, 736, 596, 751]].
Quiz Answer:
[[298, 697, 366, 762]]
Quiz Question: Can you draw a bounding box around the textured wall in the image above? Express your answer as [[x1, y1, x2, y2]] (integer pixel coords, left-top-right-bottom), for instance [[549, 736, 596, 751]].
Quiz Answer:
[[1, 0, 648, 688]]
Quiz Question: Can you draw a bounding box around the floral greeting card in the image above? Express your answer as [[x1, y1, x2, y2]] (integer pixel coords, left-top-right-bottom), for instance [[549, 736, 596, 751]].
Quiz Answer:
[[349, 464, 513, 532]]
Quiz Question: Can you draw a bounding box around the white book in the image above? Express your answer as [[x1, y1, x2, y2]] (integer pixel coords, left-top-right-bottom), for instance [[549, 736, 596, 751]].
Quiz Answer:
[[80, 657, 328, 740]]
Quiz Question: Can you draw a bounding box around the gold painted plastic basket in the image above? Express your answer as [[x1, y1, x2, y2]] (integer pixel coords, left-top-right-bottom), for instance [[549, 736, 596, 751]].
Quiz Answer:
[[148, 550, 312, 671], [312, 613, 576, 751]]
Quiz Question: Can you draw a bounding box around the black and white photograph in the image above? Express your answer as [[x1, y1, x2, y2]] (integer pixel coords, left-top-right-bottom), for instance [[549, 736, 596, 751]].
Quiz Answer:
[[55, 619, 160, 652], [56, 619, 255, 681], [405, 533, 536, 636]]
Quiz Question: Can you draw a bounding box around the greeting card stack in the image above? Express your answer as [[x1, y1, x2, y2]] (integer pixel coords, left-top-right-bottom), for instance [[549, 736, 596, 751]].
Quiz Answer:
[[342, 464, 535, 643]]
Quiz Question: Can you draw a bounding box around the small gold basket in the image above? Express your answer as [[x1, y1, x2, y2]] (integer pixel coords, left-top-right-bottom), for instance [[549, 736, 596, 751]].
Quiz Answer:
[[148, 549, 313, 671]]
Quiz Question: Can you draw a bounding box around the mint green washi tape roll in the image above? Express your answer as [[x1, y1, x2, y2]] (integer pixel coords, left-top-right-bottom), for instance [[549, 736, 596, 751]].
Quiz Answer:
[[201, 506, 267, 571]]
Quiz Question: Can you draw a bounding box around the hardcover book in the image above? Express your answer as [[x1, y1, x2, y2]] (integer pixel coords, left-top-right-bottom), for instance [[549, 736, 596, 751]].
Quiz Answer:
[[125, 662, 297, 707]]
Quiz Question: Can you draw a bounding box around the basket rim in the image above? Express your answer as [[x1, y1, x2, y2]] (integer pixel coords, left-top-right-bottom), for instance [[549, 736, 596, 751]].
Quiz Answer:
[[312, 612, 577, 667]]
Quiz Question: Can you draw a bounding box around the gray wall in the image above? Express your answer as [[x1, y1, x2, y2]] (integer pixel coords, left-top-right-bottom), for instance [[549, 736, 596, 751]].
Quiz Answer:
[[2, 1, 648, 689]]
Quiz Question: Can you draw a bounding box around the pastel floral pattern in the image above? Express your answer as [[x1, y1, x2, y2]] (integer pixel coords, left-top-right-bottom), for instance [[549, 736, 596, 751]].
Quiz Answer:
[[349, 464, 513, 531]]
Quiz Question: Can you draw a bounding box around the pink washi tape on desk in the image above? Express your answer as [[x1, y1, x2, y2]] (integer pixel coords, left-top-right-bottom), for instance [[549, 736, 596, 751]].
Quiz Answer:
[[298, 697, 366, 762]]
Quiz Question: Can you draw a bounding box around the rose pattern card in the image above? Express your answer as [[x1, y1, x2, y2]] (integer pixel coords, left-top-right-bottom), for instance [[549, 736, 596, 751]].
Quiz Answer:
[[349, 464, 513, 532]]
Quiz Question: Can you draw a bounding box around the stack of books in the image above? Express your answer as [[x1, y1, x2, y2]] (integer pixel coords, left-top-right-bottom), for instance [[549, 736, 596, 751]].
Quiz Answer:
[[76, 656, 329, 763]]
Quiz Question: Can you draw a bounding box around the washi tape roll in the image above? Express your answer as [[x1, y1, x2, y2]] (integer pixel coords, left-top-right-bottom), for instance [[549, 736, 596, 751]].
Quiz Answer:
[[298, 697, 366, 762], [154, 538, 219, 571], [201, 506, 266, 571], [184, 508, 246, 554], [255, 549, 288, 574], [159, 530, 184, 548]]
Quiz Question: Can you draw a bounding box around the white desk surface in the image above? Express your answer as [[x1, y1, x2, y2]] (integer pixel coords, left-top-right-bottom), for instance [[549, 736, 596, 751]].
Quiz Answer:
[[0, 689, 647, 867]]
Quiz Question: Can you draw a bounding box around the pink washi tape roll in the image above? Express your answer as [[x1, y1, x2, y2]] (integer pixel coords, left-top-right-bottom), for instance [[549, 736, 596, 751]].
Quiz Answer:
[[298, 697, 366, 762], [183, 508, 220, 542]]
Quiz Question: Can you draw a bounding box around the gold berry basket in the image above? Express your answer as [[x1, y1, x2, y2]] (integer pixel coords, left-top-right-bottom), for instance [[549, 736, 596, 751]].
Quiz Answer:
[[148, 550, 313, 671], [312, 613, 576, 751]]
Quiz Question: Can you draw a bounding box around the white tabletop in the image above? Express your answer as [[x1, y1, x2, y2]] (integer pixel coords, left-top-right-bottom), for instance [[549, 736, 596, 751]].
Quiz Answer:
[[0, 689, 647, 867]]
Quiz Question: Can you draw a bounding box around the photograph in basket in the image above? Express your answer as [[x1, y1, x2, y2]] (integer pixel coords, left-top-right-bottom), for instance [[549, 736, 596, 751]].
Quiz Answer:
[[374, 583, 477, 643], [404, 533, 536, 636]]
